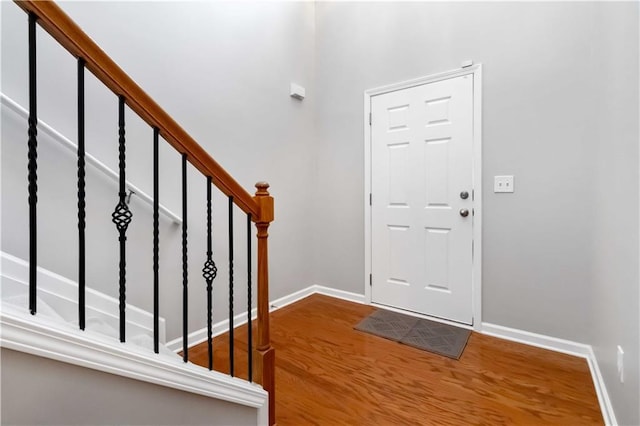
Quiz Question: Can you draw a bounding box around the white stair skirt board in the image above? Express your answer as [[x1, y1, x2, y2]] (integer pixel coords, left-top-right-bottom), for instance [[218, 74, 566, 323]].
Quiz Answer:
[[166, 285, 365, 352], [0, 252, 268, 426], [1, 252, 166, 342], [481, 323, 617, 426], [0, 305, 268, 426]]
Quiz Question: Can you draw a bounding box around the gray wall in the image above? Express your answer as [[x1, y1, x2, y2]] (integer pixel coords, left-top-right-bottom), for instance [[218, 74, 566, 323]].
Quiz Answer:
[[1, 1, 316, 340], [589, 3, 639, 424], [2, 1, 639, 424], [313, 2, 638, 424], [1, 348, 258, 425], [314, 0, 600, 342]]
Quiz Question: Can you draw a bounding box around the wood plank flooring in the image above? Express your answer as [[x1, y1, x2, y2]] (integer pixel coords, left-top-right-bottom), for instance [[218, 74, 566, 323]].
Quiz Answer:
[[188, 294, 602, 425]]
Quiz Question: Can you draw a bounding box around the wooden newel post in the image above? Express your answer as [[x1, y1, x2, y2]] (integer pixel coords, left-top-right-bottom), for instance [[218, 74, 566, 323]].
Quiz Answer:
[[253, 182, 275, 426]]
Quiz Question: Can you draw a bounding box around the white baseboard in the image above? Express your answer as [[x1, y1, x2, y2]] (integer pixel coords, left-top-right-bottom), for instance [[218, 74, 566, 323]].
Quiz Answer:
[[481, 323, 591, 358], [166, 286, 316, 352], [168, 285, 365, 352], [313, 285, 367, 304], [166, 309, 257, 353], [585, 347, 618, 426], [481, 323, 617, 426], [267, 286, 317, 311]]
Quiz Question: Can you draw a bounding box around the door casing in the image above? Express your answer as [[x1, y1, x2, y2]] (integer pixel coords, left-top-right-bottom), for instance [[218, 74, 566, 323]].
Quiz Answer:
[[364, 65, 483, 331]]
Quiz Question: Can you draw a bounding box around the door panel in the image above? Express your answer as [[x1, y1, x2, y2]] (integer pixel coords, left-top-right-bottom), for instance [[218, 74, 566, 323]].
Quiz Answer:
[[371, 75, 473, 324]]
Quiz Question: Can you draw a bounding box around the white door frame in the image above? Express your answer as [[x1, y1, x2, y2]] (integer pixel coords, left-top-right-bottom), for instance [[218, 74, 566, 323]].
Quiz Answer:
[[364, 65, 483, 331]]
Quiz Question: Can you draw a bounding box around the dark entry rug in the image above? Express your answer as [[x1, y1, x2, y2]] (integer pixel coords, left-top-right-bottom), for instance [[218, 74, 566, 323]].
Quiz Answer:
[[355, 309, 471, 360]]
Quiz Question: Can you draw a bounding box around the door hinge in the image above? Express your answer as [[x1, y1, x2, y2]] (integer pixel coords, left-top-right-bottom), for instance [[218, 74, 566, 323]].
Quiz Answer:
[[369, 273, 372, 286], [369, 113, 372, 126], [369, 193, 372, 206]]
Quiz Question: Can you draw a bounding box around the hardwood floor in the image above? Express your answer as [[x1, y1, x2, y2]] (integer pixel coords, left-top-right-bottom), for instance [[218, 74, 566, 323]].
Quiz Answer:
[[188, 294, 603, 425]]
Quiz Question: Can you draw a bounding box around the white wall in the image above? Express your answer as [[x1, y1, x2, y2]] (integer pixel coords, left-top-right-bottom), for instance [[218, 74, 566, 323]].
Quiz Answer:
[[313, 2, 638, 424], [1, 1, 316, 340]]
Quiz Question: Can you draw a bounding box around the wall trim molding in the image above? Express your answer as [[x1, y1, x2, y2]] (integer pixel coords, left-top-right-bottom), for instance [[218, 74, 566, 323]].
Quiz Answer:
[[167, 285, 365, 352], [585, 347, 618, 426], [0, 305, 268, 425], [313, 285, 367, 305], [481, 322, 591, 357], [481, 322, 617, 426]]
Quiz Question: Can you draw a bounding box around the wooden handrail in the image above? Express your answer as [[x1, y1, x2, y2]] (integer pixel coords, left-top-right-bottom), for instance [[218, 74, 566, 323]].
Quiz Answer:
[[15, 0, 260, 219]]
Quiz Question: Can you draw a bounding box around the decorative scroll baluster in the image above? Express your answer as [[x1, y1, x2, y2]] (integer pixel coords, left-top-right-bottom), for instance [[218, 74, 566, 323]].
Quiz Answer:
[[228, 195, 235, 377], [202, 176, 217, 371], [27, 12, 38, 315], [182, 153, 188, 362], [153, 127, 160, 353], [247, 213, 253, 382], [77, 58, 86, 329], [111, 95, 132, 343]]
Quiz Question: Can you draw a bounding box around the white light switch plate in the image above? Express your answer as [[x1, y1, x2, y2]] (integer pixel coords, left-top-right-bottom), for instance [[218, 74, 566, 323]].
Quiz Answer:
[[494, 176, 514, 193]]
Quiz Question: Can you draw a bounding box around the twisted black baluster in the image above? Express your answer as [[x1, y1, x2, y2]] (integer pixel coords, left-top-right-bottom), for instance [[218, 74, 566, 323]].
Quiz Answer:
[[228, 196, 234, 377], [77, 58, 86, 329], [111, 96, 132, 343], [28, 12, 38, 315], [153, 127, 160, 354], [247, 213, 253, 382], [182, 154, 188, 362], [202, 176, 217, 371]]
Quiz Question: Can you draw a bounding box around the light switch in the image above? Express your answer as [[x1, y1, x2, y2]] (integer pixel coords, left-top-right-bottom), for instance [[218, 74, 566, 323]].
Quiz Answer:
[[494, 176, 514, 193]]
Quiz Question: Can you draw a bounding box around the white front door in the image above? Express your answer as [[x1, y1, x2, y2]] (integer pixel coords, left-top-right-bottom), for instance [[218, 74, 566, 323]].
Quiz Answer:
[[371, 74, 474, 324]]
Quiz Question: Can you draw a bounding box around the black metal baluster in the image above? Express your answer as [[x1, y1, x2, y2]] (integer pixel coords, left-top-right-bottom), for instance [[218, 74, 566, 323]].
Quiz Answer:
[[27, 12, 38, 315], [182, 154, 188, 362], [153, 127, 160, 354], [228, 196, 234, 377], [247, 213, 253, 382], [111, 96, 132, 343], [77, 58, 86, 329], [202, 177, 217, 371]]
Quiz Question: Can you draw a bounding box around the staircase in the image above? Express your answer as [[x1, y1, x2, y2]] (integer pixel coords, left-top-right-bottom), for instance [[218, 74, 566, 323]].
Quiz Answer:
[[1, 1, 276, 424]]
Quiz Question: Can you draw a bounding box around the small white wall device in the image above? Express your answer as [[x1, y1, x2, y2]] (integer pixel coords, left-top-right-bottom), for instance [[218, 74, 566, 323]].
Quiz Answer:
[[290, 83, 305, 100]]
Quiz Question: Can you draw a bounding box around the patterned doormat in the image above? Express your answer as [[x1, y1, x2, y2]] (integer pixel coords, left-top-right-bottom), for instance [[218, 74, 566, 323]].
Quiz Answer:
[[355, 309, 471, 359]]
